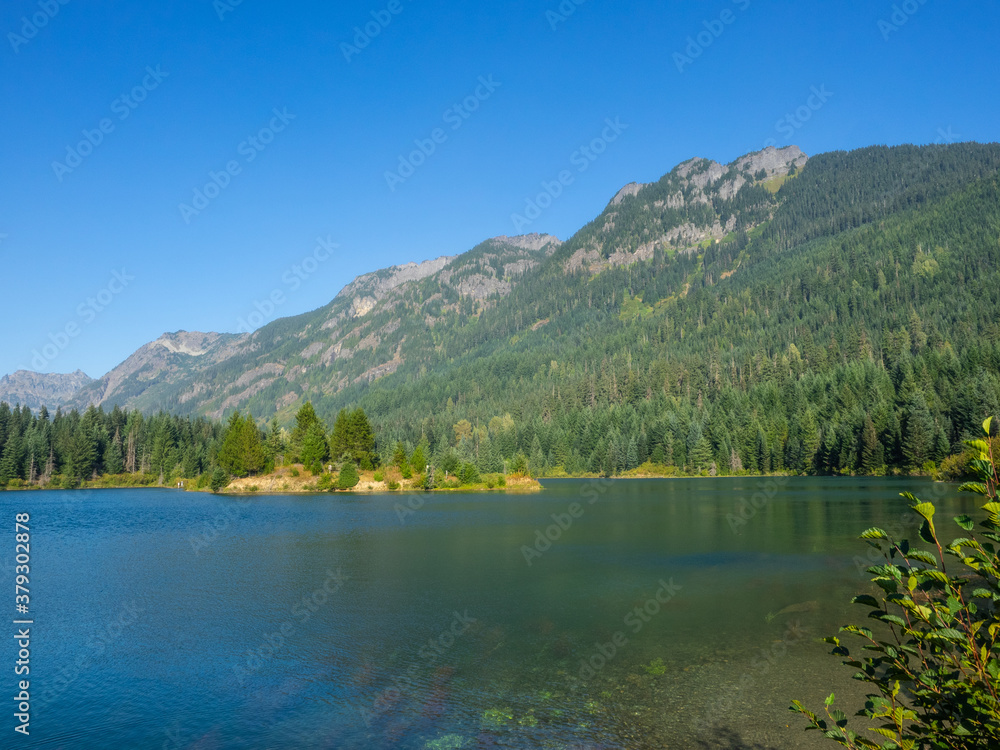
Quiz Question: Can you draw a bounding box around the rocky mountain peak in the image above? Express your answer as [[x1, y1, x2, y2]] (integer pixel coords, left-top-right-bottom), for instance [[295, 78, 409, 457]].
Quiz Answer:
[[0, 369, 94, 411], [733, 145, 808, 177], [490, 233, 562, 251], [156, 331, 224, 356]]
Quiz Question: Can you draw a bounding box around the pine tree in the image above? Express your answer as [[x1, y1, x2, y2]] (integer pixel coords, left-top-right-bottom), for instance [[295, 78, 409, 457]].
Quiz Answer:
[[860, 414, 881, 474], [210, 466, 229, 492], [690, 436, 713, 471], [69, 422, 97, 480], [265, 418, 287, 467], [410, 441, 428, 475], [182, 445, 201, 478], [291, 402, 323, 459], [218, 412, 265, 477], [393, 441, 408, 468], [0, 436, 21, 484], [104, 429, 125, 475], [336, 460, 360, 489], [301, 421, 330, 474], [902, 394, 935, 470], [348, 408, 377, 469]]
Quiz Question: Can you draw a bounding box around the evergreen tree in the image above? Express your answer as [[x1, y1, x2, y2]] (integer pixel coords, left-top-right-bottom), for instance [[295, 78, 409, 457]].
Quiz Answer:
[[265, 418, 287, 467], [329, 408, 351, 460], [68, 422, 98, 480], [860, 414, 881, 474], [690, 435, 713, 471], [410, 441, 428, 475], [301, 421, 330, 474], [348, 408, 377, 469], [217, 412, 265, 478], [336, 460, 360, 489], [392, 441, 408, 468], [291, 402, 323, 459], [104, 429, 125, 475], [0, 436, 22, 484], [903, 394, 935, 470], [210, 466, 229, 492]]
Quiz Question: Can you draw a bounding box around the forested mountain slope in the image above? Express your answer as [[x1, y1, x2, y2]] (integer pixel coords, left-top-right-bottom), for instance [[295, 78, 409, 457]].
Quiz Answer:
[[321, 143, 1000, 476], [60, 142, 1000, 476]]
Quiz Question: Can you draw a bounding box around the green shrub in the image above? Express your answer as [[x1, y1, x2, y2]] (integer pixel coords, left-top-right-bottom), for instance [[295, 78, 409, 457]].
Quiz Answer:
[[792, 418, 1000, 748], [458, 462, 480, 486], [373, 470, 384, 482], [336, 461, 360, 490], [387, 480, 400, 490], [316, 473, 334, 491], [210, 467, 229, 493], [290, 468, 300, 478]]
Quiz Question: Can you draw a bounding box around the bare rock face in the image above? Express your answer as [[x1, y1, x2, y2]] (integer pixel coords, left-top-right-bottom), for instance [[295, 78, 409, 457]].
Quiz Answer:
[[337, 255, 457, 312], [610, 183, 647, 205], [156, 331, 222, 356], [491, 233, 561, 252], [734, 145, 808, 177], [565, 147, 810, 276], [0, 369, 94, 411]]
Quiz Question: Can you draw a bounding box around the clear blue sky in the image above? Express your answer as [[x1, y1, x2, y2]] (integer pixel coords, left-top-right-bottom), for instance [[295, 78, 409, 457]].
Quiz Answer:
[[1, 0, 997, 379]]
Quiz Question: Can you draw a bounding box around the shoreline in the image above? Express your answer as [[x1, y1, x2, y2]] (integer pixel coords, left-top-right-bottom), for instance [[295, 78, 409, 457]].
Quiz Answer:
[[1, 470, 946, 495]]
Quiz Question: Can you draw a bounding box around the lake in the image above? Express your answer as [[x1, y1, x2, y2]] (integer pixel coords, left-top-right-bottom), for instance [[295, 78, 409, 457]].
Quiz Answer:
[[0, 477, 978, 749]]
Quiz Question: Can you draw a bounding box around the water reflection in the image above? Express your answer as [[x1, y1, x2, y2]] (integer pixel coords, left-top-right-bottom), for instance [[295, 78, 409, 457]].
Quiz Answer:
[[0, 477, 974, 748]]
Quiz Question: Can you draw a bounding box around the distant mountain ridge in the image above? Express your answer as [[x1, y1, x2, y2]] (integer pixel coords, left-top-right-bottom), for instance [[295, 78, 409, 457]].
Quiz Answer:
[[0, 145, 819, 417], [10, 142, 1000, 455], [0, 370, 93, 411], [62, 231, 564, 418]]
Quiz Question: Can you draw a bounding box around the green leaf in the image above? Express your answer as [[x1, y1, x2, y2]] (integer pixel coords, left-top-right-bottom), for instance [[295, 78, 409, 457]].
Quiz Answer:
[[852, 594, 881, 608], [916, 568, 949, 584], [824, 693, 836, 707], [927, 628, 965, 642], [918, 519, 936, 545], [985, 416, 994, 436], [876, 614, 907, 627], [953, 514, 975, 531], [968, 439, 990, 455], [910, 501, 935, 524], [959, 482, 989, 496], [905, 550, 937, 565], [860, 527, 890, 540]]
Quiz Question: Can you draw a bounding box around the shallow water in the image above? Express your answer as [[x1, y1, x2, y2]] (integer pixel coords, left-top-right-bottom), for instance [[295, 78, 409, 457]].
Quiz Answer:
[[0, 477, 976, 749]]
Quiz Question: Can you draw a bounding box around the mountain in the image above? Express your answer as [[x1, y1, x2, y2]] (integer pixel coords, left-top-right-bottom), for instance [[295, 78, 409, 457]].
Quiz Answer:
[[69, 146, 812, 420], [0, 370, 94, 411], [67, 232, 563, 418], [34, 140, 1000, 477]]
